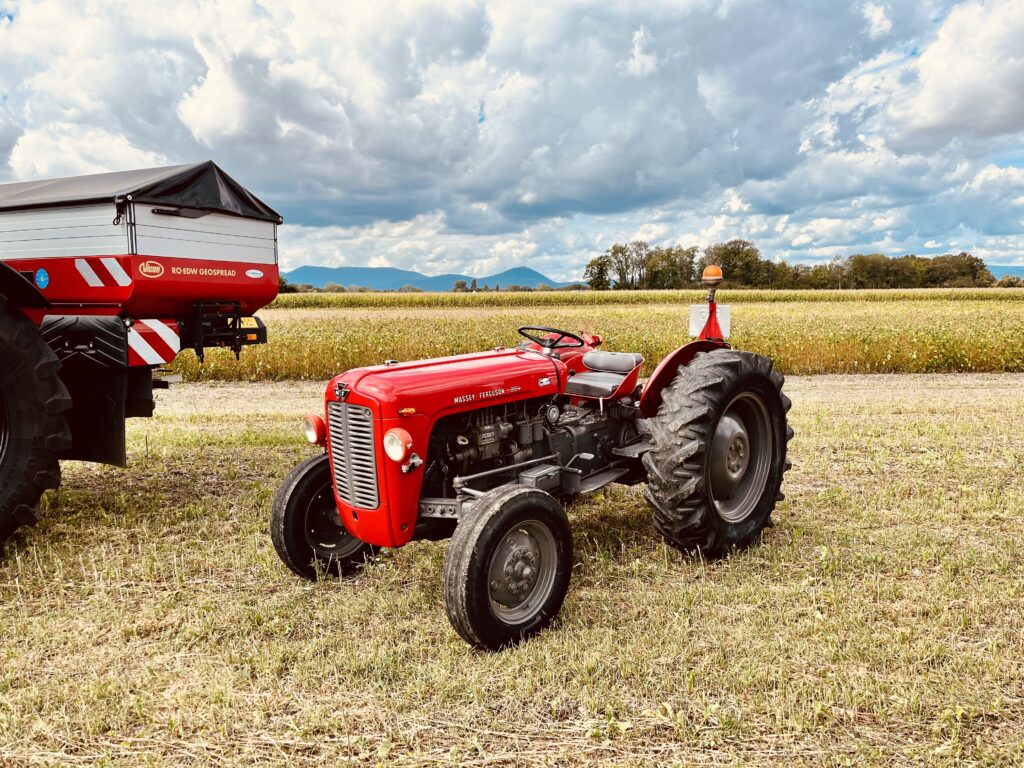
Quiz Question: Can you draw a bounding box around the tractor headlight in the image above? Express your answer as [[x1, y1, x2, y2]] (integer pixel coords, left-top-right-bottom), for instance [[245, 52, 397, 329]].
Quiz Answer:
[[383, 428, 413, 463], [302, 414, 327, 446]]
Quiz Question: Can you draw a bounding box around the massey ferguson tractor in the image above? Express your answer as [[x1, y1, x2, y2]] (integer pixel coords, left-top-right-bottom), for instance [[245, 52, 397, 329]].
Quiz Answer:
[[272, 266, 793, 650], [0, 161, 280, 551]]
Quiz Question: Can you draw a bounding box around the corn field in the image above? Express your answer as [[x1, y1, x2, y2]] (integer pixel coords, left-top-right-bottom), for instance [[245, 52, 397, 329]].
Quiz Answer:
[[272, 287, 1024, 309], [172, 295, 1024, 381]]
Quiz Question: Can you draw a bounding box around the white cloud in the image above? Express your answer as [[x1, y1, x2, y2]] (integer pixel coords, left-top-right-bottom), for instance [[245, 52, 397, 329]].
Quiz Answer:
[[888, 0, 1024, 147], [177, 43, 248, 144], [623, 26, 658, 78], [9, 123, 166, 178], [0, 0, 1021, 279], [862, 3, 892, 38]]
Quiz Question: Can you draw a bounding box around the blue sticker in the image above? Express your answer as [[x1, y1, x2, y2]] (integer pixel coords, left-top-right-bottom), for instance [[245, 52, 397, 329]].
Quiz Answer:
[[35, 268, 49, 290]]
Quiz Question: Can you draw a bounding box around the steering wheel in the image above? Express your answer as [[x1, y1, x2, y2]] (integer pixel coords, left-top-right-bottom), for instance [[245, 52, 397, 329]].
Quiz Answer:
[[517, 326, 586, 350]]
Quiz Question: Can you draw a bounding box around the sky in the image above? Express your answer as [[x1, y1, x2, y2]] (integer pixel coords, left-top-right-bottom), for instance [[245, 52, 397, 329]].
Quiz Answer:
[[0, 0, 1022, 281]]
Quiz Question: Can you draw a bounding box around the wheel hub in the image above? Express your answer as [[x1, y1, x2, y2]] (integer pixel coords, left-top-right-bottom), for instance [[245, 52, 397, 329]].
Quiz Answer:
[[708, 393, 773, 524], [487, 521, 558, 623], [304, 487, 363, 559], [490, 531, 541, 606], [710, 413, 750, 498], [500, 543, 540, 597]]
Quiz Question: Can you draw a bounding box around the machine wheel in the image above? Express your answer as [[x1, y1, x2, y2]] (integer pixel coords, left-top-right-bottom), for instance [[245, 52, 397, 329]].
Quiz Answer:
[[643, 349, 792, 558], [270, 453, 378, 580], [0, 302, 71, 554], [443, 486, 573, 651]]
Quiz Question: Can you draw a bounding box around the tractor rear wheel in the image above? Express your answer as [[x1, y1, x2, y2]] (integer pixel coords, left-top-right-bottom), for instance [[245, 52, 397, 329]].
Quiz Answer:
[[643, 349, 792, 558], [442, 485, 572, 651], [270, 453, 378, 580], [0, 302, 71, 554]]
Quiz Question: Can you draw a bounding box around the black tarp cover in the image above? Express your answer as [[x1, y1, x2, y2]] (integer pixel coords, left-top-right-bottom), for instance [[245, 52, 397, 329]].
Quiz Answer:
[[0, 161, 282, 223]]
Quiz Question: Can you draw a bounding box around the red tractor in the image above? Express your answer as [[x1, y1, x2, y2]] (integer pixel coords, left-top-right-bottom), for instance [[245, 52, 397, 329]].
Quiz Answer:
[[0, 162, 280, 551], [273, 266, 793, 650]]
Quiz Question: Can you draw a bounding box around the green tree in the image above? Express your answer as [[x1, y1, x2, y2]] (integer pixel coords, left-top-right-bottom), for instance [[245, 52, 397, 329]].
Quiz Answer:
[[700, 240, 768, 286], [646, 245, 698, 288], [606, 243, 632, 288], [627, 241, 651, 287], [583, 254, 613, 290], [453, 279, 468, 292]]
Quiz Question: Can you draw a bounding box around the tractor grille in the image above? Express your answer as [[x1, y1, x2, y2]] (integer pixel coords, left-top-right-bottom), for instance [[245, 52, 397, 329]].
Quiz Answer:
[[327, 402, 380, 509]]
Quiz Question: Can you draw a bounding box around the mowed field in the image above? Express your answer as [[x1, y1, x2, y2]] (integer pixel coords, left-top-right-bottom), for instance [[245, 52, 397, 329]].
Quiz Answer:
[[2, 291, 1024, 766], [2, 374, 1024, 766]]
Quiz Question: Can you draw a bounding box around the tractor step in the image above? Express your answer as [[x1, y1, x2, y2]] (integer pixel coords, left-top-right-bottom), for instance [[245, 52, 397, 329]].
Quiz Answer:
[[611, 436, 652, 459], [579, 467, 629, 495]]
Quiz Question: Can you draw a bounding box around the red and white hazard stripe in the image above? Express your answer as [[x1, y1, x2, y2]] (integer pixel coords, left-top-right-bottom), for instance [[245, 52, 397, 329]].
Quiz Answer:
[[75, 257, 133, 288], [127, 319, 181, 367]]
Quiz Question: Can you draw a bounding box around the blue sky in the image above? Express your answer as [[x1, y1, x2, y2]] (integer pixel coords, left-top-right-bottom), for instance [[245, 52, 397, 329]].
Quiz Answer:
[[0, 0, 1022, 280]]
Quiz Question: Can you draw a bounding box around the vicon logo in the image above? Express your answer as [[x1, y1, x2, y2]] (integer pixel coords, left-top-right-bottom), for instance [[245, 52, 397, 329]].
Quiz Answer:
[[139, 261, 164, 278]]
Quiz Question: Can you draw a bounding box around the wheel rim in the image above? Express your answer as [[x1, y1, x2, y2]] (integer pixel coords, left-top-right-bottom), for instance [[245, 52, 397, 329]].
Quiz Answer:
[[708, 391, 773, 524], [487, 519, 558, 624], [304, 484, 365, 561]]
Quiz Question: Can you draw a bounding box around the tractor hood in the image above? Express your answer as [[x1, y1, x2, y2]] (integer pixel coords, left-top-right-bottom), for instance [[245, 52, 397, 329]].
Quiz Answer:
[[329, 348, 566, 419]]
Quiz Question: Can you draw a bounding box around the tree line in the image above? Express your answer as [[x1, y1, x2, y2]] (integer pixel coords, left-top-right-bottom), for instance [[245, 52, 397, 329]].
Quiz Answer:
[[583, 239, 1004, 290]]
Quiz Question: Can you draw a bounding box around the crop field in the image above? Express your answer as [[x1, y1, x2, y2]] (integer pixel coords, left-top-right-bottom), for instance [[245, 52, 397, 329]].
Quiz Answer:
[[272, 287, 1024, 309], [2, 374, 1024, 766], [173, 292, 1024, 382]]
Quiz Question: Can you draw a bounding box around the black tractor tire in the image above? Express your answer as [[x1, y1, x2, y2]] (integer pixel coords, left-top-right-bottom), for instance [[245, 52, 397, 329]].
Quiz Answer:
[[442, 485, 573, 651], [270, 453, 378, 580], [643, 349, 792, 559], [0, 302, 71, 554]]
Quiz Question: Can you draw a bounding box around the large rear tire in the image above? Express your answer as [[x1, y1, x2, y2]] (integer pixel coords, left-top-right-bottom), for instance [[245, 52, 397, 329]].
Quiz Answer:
[[0, 302, 71, 554], [270, 453, 378, 580], [643, 349, 792, 558]]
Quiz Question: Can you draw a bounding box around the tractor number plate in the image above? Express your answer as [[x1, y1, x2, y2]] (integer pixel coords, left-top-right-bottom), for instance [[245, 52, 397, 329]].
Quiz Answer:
[[689, 305, 731, 338]]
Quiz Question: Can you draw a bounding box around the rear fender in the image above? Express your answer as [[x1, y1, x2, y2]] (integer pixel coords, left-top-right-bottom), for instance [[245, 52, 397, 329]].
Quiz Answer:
[[0, 261, 49, 322], [40, 316, 136, 466], [638, 339, 730, 417]]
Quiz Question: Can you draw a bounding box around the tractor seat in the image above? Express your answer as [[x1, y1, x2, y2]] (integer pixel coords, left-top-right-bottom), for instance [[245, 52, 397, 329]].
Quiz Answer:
[[564, 352, 644, 399]]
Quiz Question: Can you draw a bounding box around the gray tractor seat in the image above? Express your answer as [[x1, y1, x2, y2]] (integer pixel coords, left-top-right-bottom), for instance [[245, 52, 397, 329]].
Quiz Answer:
[[564, 352, 644, 399]]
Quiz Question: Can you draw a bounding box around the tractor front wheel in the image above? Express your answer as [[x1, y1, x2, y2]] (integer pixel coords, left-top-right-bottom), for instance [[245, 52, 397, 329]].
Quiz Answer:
[[0, 303, 71, 554], [643, 349, 792, 558], [270, 453, 378, 580], [443, 486, 572, 650]]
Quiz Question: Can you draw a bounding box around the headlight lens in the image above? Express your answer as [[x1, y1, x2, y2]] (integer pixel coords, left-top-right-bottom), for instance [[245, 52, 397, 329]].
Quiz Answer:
[[383, 428, 413, 462], [302, 415, 326, 445]]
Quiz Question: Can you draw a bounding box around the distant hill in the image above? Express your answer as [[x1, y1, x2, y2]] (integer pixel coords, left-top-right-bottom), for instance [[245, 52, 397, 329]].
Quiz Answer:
[[990, 265, 1024, 279], [284, 264, 576, 291]]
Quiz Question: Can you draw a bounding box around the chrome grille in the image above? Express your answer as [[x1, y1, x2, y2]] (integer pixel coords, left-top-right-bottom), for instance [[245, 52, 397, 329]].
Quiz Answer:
[[327, 402, 379, 509]]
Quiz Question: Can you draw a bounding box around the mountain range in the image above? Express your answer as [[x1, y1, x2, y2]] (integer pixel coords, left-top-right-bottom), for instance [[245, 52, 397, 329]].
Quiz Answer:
[[285, 262, 1024, 291], [283, 265, 576, 291]]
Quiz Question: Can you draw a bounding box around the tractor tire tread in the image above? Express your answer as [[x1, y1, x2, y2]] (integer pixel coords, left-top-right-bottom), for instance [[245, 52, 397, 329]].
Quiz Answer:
[[643, 349, 792, 559], [0, 304, 69, 554]]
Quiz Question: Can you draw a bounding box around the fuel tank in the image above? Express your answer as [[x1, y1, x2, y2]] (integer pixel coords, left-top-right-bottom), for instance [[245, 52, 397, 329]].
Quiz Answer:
[[336, 348, 568, 419]]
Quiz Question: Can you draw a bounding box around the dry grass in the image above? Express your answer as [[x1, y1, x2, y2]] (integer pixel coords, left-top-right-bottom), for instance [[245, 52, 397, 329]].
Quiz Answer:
[[172, 299, 1024, 381], [2, 374, 1024, 766]]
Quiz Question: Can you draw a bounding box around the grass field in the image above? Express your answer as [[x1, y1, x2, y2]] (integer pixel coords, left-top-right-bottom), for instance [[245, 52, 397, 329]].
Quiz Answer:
[[3, 374, 1023, 766], [173, 295, 1024, 381]]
